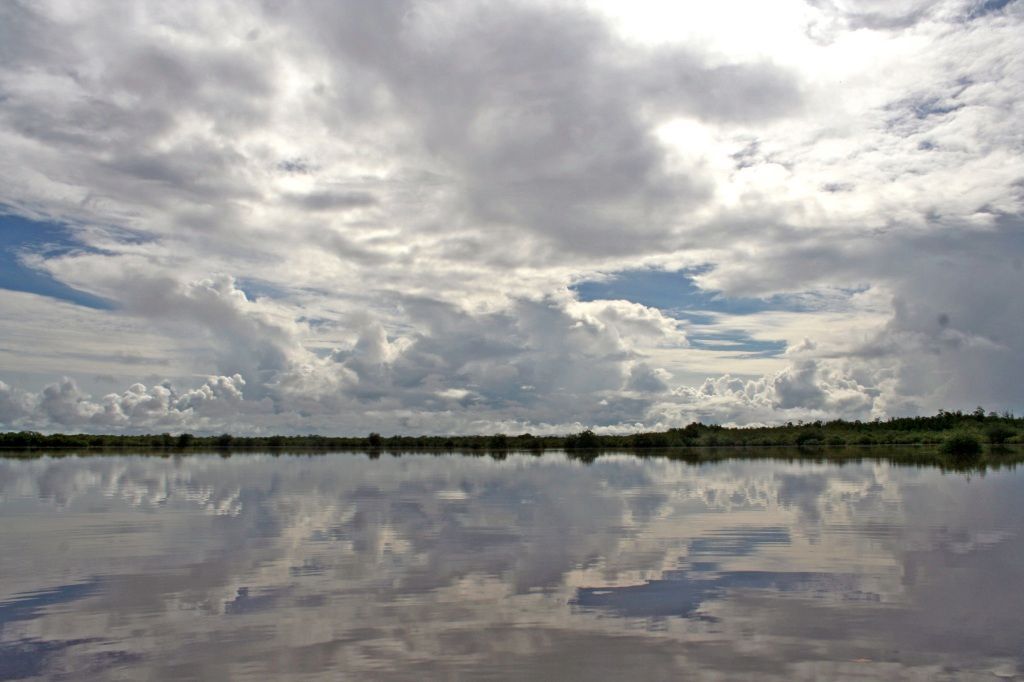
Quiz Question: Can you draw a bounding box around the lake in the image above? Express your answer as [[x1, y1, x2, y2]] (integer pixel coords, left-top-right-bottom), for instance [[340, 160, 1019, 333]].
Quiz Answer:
[[0, 451, 1022, 680]]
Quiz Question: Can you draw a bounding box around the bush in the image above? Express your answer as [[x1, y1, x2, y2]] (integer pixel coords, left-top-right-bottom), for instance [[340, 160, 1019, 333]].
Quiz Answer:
[[941, 431, 982, 456], [986, 425, 1015, 445], [630, 432, 669, 448], [795, 429, 825, 447], [565, 430, 601, 450]]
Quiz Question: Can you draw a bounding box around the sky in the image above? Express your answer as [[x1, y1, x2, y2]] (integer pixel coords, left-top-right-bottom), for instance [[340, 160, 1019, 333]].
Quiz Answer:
[[0, 0, 1021, 435]]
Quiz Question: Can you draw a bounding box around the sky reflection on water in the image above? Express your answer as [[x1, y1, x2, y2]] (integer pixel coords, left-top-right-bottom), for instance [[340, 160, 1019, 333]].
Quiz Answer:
[[0, 452, 1022, 680]]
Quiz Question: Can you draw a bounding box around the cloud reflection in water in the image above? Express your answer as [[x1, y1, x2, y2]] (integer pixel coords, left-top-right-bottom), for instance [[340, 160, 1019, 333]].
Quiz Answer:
[[0, 453, 1022, 680]]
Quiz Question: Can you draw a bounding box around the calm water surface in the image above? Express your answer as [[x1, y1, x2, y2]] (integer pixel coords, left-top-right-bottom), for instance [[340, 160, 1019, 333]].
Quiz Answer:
[[1, 451, 1023, 680]]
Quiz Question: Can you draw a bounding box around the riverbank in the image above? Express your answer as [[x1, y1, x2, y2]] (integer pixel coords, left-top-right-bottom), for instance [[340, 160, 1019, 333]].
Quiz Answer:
[[2, 409, 1019, 453]]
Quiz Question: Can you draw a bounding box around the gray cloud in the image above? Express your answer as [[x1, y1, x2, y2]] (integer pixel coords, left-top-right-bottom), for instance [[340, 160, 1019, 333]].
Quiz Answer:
[[284, 190, 378, 212], [288, 1, 800, 259], [807, 0, 936, 31], [0, 380, 32, 423]]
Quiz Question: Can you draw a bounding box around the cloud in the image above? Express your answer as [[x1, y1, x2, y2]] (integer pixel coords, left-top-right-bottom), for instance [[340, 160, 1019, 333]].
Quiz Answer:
[[638, 357, 879, 427], [806, 0, 937, 31], [0, 380, 32, 423], [284, 190, 378, 212], [282, 0, 803, 260], [625, 363, 672, 393], [0, 282, 693, 433], [2, 373, 278, 432]]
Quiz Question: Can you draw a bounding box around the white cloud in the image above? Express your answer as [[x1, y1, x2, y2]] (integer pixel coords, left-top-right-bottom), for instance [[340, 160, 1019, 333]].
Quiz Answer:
[[1, 374, 274, 432]]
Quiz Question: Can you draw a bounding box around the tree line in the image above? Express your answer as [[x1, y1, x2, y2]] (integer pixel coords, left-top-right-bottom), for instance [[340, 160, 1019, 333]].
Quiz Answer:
[[1, 407, 1020, 451]]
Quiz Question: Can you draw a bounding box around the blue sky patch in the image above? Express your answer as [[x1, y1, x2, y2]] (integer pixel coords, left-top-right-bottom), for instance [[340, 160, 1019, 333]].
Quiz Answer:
[[966, 0, 1017, 20], [236, 277, 289, 302], [0, 212, 114, 309], [571, 268, 817, 316], [572, 269, 810, 356], [686, 330, 788, 357]]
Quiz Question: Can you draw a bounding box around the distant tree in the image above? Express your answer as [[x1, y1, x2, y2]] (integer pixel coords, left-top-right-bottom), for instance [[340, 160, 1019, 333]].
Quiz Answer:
[[176, 433, 195, 448], [216, 433, 234, 447], [575, 430, 600, 449], [368, 432, 382, 447], [673, 422, 702, 444]]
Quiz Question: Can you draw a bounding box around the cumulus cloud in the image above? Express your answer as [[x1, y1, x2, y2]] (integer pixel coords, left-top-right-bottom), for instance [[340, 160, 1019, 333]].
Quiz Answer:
[[0, 380, 32, 423], [0, 0, 1022, 432], [625, 363, 672, 394], [1, 374, 272, 432], [638, 358, 880, 427], [0, 283, 694, 433]]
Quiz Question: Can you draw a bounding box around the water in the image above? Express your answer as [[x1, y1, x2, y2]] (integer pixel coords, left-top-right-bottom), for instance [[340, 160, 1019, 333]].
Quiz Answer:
[[0, 451, 1022, 680]]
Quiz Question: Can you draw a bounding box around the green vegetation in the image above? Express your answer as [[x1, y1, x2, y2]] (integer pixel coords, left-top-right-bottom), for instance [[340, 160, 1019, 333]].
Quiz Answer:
[[986, 424, 1015, 445], [1, 408, 1021, 455], [940, 430, 982, 456]]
